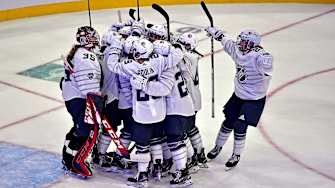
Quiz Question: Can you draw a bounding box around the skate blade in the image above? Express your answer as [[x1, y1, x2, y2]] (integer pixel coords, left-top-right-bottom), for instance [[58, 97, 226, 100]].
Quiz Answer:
[[198, 163, 209, 168], [188, 166, 200, 174], [224, 165, 236, 171], [170, 179, 193, 188]]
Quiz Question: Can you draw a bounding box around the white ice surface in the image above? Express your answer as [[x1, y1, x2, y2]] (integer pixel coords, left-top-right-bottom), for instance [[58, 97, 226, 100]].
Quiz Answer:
[[0, 3, 334, 188]]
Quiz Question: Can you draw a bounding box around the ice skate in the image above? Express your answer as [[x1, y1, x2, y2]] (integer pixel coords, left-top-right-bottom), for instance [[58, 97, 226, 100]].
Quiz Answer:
[[170, 168, 192, 188], [224, 153, 240, 171], [207, 145, 222, 160], [127, 171, 149, 188]]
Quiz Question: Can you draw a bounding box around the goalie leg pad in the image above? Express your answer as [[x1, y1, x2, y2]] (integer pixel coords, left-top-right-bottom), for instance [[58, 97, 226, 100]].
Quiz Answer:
[[72, 123, 99, 177]]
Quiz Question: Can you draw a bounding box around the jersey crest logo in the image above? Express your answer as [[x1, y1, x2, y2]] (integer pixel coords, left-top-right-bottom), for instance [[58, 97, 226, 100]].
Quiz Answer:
[[87, 73, 94, 80]]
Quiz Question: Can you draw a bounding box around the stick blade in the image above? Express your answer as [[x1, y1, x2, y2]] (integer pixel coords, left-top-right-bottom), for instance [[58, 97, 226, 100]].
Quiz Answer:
[[129, 8, 136, 20], [152, 3, 170, 41], [200, 1, 213, 26]]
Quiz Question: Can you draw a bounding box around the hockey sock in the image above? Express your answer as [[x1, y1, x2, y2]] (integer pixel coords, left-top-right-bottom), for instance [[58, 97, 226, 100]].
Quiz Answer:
[[233, 120, 248, 155], [188, 126, 204, 154], [168, 141, 187, 170], [97, 133, 112, 155], [162, 141, 172, 160], [150, 137, 163, 164], [215, 123, 233, 147], [233, 132, 246, 155], [185, 137, 194, 159], [131, 145, 151, 172]]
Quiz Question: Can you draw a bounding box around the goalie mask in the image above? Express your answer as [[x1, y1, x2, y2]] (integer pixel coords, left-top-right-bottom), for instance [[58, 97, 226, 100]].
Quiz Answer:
[[178, 32, 197, 51], [147, 24, 168, 42], [133, 39, 153, 60], [237, 29, 261, 52], [76, 26, 100, 49]]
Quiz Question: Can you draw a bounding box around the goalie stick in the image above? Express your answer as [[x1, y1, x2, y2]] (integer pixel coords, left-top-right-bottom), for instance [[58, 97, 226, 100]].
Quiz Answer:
[[60, 55, 129, 157], [152, 3, 170, 41], [200, 1, 215, 118]]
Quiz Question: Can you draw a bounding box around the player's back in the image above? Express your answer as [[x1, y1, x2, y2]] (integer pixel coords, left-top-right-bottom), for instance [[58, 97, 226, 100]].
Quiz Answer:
[[128, 56, 171, 124], [166, 65, 195, 117], [183, 51, 202, 112], [62, 47, 101, 101]]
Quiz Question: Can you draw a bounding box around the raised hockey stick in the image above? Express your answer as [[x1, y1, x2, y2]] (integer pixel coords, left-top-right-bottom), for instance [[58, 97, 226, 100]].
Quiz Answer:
[[200, 1, 215, 118], [87, 0, 92, 27], [152, 3, 170, 41], [129, 8, 136, 20], [136, 0, 140, 20]]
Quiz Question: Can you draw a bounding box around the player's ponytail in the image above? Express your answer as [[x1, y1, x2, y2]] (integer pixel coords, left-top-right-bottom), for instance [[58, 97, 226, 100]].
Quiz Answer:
[[66, 44, 81, 66]]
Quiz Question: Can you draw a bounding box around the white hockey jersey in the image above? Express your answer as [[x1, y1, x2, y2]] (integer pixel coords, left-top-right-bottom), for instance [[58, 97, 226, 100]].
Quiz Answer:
[[117, 56, 133, 109], [182, 51, 202, 112], [165, 64, 195, 117], [101, 54, 119, 104], [62, 48, 101, 101], [107, 52, 178, 124], [220, 38, 273, 100]]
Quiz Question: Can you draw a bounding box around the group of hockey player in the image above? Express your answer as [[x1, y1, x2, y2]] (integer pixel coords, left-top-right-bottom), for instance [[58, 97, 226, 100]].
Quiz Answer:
[[59, 7, 273, 188], [60, 16, 209, 187]]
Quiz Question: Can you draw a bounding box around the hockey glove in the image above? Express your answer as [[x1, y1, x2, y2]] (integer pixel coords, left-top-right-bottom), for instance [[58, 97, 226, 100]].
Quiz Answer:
[[110, 22, 125, 32], [130, 75, 148, 90], [205, 26, 224, 41]]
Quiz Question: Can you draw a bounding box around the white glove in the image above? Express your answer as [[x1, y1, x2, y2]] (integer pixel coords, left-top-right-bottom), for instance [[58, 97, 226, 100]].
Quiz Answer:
[[130, 75, 148, 90], [170, 33, 180, 44], [109, 22, 125, 32], [205, 26, 224, 41], [153, 40, 171, 56], [101, 31, 121, 47], [105, 45, 122, 56], [105, 36, 122, 51]]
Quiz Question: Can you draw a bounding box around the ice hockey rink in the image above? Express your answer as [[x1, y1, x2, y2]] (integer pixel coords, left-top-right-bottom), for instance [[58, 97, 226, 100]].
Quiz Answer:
[[0, 2, 335, 188]]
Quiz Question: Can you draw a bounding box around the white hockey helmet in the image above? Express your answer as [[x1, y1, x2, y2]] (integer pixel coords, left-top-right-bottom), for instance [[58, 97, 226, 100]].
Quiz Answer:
[[101, 30, 121, 47], [123, 36, 140, 55], [118, 26, 132, 38], [147, 24, 168, 41], [76, 26, 100, 48], [131, 19, 146, 37], [133, 38, 153, 60], [237, 29, 261, 51], [178, 32, 197, 50]]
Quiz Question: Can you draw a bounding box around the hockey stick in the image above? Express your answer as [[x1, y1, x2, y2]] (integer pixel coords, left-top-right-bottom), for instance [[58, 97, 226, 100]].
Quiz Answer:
[[86, 95, 130, 157], [87, 0, 92, 27], [200, 1, 215, 118], [129, 8, 136, 20], [136, 0, 140, 20], [101, 117, 129, 157], [152, 3, 170, 41]]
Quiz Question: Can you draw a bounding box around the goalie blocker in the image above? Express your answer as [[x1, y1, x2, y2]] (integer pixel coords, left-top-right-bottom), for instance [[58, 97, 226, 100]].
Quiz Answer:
[[62, 93, 104, 177]]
